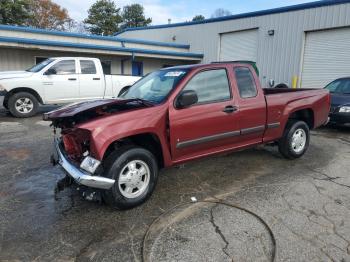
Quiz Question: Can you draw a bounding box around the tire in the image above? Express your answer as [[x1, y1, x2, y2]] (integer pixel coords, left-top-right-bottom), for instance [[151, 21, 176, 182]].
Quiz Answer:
[[102, 146, 158, 209], [8, 92, 38, 118], [278, 120, 310, 159]]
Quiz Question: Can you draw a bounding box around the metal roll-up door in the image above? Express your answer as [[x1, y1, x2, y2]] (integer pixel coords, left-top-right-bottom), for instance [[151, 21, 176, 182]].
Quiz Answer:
[[301, 27, 350, 88], [219, 29, 258, 62]]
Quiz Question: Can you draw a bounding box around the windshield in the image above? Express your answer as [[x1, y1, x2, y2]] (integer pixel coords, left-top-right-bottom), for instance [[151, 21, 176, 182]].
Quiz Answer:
[[26, 58, 54, 72], [325, 79, 350, 94], [121, 69, 188, 104]]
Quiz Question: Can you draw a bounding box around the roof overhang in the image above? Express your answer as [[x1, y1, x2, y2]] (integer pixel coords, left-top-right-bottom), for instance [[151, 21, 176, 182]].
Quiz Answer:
[[0, 36, 203, 61]]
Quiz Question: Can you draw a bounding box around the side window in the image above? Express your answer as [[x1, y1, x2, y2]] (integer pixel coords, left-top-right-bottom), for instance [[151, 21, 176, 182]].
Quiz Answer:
[[50, 60, 76, 75], [343, 80, 350, 93], [326, 80, 342, 93], [234, 67, 257, 98], [182, 69, 231, 104], [80, 60, 97, 74]]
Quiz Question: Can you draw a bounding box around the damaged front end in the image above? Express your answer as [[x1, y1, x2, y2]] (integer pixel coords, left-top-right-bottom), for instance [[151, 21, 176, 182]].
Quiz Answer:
[[44, 98, 153, 191], [52, 136, 115, 190]]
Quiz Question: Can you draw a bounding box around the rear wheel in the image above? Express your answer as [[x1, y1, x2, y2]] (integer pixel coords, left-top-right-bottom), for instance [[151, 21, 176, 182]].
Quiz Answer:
[[8, 92, 38, 118], [278, 121, 310, 159], [103, 146, 158, 209]]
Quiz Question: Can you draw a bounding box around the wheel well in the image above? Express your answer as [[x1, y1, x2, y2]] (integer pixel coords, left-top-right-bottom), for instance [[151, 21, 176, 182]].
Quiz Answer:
[[4, 87, 43, 105], [288, 108, 314, 129], [103, 133, 164, 168]]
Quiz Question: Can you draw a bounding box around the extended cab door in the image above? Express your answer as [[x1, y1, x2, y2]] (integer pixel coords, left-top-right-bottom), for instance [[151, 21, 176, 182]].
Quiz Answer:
[[78, 59, 104, 100], [232, 65, 266, 145], [169, 67, 241, 162], [42, 59, 79, 103]]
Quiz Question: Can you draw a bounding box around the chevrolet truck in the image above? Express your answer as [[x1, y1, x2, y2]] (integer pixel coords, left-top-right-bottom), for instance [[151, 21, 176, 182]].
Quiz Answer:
[[45, 62, 330, 209], [0, 57, 140, 117]]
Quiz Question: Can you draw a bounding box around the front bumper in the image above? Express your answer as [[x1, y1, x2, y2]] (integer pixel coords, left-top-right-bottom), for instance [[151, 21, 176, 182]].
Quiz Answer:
[[329, 113, 350, 124], [53, 138, 115, 190]]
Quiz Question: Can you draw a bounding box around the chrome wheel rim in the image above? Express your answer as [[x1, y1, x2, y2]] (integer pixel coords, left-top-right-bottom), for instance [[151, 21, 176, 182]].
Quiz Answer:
[[291, 128, 306, 153], [118, 160, 150, 199], [15, 98, 34, 114]]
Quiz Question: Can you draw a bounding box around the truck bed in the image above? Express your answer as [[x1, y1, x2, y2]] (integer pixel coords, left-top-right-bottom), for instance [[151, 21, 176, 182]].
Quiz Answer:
[[263, 87, 320, 95], [262, 87, 330, 143]]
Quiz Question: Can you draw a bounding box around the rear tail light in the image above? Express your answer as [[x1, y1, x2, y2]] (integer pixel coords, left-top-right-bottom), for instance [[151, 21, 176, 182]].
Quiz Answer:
[[62, 134, 82, 157]]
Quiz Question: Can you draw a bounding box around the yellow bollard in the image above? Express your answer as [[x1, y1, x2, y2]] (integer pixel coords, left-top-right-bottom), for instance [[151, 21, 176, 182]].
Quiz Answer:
[[292, 75, 298, 89]]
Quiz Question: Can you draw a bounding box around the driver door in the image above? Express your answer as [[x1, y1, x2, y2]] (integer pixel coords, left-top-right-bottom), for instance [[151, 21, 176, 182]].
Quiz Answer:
[[169, 68, 241, 162], [42, 59, 80, 103]]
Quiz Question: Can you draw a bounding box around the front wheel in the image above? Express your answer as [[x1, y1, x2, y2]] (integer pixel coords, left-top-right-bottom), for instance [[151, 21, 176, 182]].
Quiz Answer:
[[8, 92, 38, 118], [278, 121, 310, 159], [102, 146, 158, 209]]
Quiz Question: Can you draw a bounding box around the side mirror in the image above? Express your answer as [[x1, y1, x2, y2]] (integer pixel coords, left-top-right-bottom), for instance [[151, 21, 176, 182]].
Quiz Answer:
[[118, 86, 131, 97], [175, 90, 198, 109], [45, 68, 57, 75]]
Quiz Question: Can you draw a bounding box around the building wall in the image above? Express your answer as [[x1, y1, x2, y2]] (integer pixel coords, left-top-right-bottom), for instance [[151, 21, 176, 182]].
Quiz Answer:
[[0, 47, 122, 74], [119, 3, 350, 87], [0, 47, 189, 75]]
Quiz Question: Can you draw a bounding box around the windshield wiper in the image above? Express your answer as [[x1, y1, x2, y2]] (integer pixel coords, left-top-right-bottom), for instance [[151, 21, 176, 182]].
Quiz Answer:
[[129, 98, 155, 107]]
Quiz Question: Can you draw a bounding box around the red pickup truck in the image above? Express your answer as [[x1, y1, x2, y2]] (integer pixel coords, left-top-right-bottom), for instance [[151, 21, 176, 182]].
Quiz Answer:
[[45, 62, 330, 209]]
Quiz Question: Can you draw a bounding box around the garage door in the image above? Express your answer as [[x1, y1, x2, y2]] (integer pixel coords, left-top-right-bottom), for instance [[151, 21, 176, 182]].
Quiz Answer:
[[219, 29, 258, 62], [301, 27, 350, 88]]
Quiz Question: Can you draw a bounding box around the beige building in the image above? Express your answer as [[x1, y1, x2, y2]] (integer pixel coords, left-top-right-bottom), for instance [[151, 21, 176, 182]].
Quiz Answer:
[[0, 24, 203, 76]]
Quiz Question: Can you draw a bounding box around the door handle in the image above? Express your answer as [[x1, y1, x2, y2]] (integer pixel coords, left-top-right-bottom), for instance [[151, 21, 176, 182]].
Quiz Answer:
[[223, 105, 238, 113], [93, 78, 100, 80], [68, 78, 77, 81]]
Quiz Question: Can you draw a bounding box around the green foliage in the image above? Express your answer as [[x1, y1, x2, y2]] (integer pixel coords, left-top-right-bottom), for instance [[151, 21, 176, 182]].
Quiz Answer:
[[192, 15, 205, 22], [0, 0, 31, 26], [83, 0, 122, 35], [121, 4, 151, 29]]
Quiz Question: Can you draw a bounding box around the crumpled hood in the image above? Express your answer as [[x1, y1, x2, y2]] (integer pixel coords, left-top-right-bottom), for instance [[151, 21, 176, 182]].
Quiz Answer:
[[43, 98, 153, 127], [0, 71, 33, 80]]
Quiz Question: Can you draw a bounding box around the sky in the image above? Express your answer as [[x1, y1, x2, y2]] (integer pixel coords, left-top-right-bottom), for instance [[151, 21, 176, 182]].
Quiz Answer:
[[55, 0, 317, 25]]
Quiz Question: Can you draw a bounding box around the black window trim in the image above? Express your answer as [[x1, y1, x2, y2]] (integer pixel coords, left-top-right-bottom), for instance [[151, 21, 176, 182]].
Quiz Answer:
[[233, 66, 259, 99], [174, 67, 233, 109]]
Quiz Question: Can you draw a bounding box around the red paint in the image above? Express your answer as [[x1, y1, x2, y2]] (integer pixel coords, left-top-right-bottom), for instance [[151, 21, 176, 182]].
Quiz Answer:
[[45, 63, 330, 167]]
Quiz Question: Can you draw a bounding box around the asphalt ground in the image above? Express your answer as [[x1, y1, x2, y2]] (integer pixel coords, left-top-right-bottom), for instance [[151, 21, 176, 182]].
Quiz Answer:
[[0, 96, 350, 261]]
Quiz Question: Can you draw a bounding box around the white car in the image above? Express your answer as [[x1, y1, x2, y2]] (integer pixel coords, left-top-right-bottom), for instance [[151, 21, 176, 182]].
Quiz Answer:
[[0, 57, 140, 117]]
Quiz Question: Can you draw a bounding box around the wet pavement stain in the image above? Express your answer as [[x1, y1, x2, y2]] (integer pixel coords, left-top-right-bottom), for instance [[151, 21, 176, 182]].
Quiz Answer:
[[0, 148, 31, 160], [0, 103, 350, 261]]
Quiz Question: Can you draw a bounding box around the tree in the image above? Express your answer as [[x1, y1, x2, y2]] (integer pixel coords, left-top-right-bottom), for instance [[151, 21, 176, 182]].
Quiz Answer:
[[192, 15, 205, 22], [84, 0, 122, 36], [211, 8, 232, 18], [0, 0, 31, 26], [121, 4, 151, 29], [27, 0, 72, 31]]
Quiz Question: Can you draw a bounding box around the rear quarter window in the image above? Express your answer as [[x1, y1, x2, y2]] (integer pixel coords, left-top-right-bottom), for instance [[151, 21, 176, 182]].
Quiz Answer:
[[234, 67, 257, 98]]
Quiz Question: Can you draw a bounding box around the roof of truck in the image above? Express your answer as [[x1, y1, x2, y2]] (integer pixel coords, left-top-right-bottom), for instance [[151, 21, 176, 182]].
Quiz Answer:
[[164, 61, 256, 71]]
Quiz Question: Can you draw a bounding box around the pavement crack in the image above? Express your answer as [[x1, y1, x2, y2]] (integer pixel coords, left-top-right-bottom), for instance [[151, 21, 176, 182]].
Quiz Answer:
[[307, 167, 350, 190], [209, 205, 232, 261]]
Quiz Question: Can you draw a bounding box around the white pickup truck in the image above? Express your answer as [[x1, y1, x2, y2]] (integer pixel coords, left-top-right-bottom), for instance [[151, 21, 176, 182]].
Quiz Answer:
[[0, 57, 140, 117]]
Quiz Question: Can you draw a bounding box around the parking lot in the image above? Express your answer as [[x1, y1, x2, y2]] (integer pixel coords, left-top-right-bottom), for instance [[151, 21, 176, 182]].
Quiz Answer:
[[0, 98, 350, 261]]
